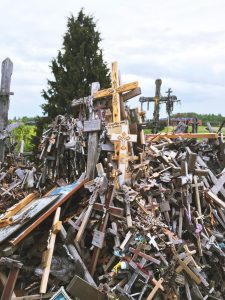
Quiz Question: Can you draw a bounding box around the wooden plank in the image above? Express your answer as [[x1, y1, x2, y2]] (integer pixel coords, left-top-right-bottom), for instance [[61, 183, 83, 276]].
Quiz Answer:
[[9, 180, 87, 246], [0, 195, 59, 244], [122, 87, 141, 102], [146, 133, 218, 140], [207, 190, 225, 210], [40, 208, 61, 294], [116, 81, 138, 94], [93, 88, 114, 99], [94, 82, 138, 100]]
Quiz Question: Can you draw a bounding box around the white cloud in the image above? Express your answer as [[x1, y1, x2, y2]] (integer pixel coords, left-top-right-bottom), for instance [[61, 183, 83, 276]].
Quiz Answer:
[[0, 0, 225, 117]]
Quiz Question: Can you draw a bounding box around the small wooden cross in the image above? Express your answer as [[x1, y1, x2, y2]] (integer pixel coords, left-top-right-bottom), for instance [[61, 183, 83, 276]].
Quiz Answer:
[[93, 61, 139, 123], [147, 277, 164, 300]]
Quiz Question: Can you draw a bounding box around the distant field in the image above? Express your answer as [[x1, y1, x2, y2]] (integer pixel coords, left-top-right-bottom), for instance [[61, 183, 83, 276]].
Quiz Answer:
[[145, 125, 225, 134]]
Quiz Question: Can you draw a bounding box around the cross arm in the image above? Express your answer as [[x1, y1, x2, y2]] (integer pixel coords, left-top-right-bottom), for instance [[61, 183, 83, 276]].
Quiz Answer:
[[93, 81, 139, 100]]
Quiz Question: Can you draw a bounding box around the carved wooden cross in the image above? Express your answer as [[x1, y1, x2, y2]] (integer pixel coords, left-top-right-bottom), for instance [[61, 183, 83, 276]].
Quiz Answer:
[[111, 123, 137, 184], [93, 61, 139, 122]]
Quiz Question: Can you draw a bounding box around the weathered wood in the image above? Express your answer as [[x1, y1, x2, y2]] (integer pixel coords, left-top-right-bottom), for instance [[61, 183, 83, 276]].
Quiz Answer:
[[211, 172, 225, 195], [60, 225, 96, 287], [0, 258, 22, 300], [0, 58, 13, 161], [0, 272, 16, 299], [86, 82, 100, 180], [90, 185, 115, 276], [9, 180, 86, 246], [0, 193, 37, 227], [207, 190, 225, 210], [40, 207, 61, 294], [146, 133, 218, 141], [122, 87, 141, 102]]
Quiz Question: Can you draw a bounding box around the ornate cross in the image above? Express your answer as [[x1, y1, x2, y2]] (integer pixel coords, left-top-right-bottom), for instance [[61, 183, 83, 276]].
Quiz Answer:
[[111, 123, 137, 184]]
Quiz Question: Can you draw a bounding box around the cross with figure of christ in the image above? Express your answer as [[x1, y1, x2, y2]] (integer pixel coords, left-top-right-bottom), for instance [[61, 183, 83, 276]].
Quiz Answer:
[[111, 123, 137, 184], [93, 61, 139, 122]]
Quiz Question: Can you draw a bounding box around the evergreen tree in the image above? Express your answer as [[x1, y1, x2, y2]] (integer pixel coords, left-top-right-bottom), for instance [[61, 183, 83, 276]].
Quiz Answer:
[[42, 9, 110, 118]]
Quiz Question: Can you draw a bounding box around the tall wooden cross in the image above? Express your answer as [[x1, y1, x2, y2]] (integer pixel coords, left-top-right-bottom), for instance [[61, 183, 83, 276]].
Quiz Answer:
[[94, 62, 139, 185], [0, 58, 13, 162], [93, 61, 139, 123], [139, 79, 179, 133]]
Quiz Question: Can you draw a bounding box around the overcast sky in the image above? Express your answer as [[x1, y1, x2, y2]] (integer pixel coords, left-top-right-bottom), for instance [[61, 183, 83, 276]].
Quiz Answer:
[[0, 0, 225, 118]]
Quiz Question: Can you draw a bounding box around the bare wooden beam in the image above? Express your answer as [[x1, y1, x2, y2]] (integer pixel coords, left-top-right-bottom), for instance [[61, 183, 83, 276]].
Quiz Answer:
[[40, 207, 62, 294]]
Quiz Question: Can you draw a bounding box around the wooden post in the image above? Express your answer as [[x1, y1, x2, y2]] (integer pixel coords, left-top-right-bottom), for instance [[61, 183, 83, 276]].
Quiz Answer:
[[0, 58, 13, 162], [86, 82, 100, 180]]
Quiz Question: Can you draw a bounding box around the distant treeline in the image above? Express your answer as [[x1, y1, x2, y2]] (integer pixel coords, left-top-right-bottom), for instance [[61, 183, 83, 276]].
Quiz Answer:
[[171, 113, 225, 126]]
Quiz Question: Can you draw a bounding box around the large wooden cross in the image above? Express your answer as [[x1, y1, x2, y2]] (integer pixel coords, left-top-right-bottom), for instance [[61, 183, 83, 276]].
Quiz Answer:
[[93, 61, 139, 123]]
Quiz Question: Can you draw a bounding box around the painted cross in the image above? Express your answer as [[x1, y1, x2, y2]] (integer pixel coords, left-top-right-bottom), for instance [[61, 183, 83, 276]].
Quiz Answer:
[[93, 61, 139, 123], [111, 123, 137, 185]]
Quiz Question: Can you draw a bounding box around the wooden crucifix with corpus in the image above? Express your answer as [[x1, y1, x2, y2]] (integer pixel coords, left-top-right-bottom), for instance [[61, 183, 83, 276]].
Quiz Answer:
[[111, 123, 137, 185]]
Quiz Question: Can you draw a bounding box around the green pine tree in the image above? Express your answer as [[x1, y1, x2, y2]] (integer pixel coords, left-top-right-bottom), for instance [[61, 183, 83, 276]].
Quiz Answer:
[[42, 9, 111, 118]]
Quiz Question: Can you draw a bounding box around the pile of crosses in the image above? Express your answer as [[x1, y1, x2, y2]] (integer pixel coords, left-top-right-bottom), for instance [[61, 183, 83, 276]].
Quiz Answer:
[[0, 62, 225, 300]]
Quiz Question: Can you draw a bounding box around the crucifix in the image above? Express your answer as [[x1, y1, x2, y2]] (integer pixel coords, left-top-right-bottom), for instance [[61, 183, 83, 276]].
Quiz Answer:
[[139, 79, 179, 133], [111, 123, 137, 185]]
